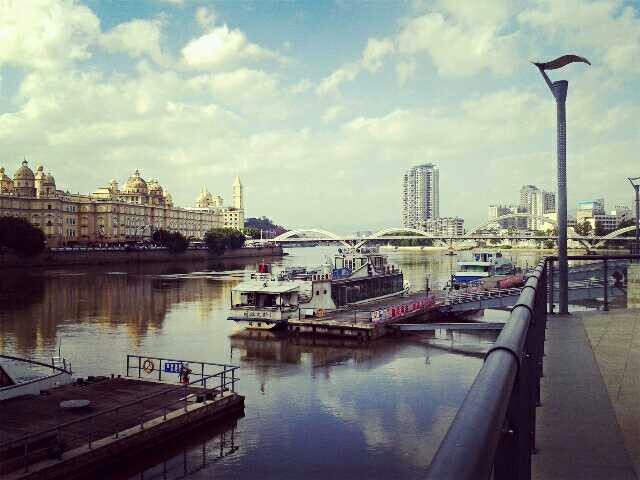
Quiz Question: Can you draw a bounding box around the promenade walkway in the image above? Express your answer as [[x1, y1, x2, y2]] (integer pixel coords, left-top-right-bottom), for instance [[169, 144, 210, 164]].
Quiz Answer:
[[533, 309, 640, 479]]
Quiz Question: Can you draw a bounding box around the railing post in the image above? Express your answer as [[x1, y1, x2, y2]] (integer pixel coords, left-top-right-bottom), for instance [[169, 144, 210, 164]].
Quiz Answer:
[[231, 368, 236, 393], [138, 356, 141, 379], [547, 259, 554, 314], [220, 371, 225, 395], [159, 359, 162, 382], [88, 416, 93, 449], [126, 354, 130, 377], [184, 383, 188, 413], [603, 259, 609, 311], [23, 442, 29, 473], [201, 363, 205, 386]]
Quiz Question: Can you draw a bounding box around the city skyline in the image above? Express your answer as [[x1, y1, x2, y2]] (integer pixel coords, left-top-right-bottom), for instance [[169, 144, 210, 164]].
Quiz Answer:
[[0, 1, 639, 233]]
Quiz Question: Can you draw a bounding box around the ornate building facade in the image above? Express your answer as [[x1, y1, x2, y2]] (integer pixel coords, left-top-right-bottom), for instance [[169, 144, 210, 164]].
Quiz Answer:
[[187, 176, 244, 230], [0, 161, 244, 247]]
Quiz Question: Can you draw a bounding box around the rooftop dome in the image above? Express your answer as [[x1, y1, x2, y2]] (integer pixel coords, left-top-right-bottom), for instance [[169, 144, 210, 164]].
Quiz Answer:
[[0, 167, 10, 180], [148, 179, 163, 195], [14, 160, 35, 180], [124, 169, 148, 194], [43, 173, 56, 185]]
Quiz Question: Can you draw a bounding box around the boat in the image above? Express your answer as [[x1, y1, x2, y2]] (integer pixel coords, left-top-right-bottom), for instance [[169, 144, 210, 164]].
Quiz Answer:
[[228, 249, 410, 330], [453, 251, 517, 286], [1, 354, 73, 401]]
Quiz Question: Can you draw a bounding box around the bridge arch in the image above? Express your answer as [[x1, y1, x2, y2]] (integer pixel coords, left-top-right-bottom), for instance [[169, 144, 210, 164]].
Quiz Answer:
[[463, 213, 556, 238], [272, 228, 352, 249], [594, 225, 638, 248], [354, 227, 437, 250]]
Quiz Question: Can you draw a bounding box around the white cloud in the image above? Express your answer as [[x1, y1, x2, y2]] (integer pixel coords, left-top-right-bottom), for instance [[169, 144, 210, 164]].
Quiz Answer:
[[196, 6, 217, 30], [0, 0, 100, 70], [395, 10, 522, 77], [396, 61, 416, 86], [101, 18, 169, 66], [290, 78, 313, 94], [322, 105, 345, 123], [316, 62, 360, 96], [519, 0, 640, 75], [362, 38, 395, 73], [181, 24, 284, 70], [155, 0, 184, 6]]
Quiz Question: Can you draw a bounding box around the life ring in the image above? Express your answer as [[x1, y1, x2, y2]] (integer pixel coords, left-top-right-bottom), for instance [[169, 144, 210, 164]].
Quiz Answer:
[[142, 359, 155, 374], [317, 308, 325, 318]]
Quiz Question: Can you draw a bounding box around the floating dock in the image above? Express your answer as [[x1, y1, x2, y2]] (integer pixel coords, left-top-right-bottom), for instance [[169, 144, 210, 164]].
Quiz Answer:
[[287, 291, 438, 340], [0, 356, 243, 480]]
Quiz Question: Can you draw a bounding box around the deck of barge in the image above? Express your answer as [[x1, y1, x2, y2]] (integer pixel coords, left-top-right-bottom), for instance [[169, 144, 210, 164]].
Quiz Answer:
[[287, 290, 437, 339], [1, 375, 244, 479]]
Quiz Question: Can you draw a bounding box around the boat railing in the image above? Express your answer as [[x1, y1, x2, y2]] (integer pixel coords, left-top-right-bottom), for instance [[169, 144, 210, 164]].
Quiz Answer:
[[231, 304, 298, 312]]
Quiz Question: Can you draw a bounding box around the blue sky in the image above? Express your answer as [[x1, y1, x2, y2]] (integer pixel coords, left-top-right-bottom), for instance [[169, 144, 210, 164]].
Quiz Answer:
[[1, 0, 639, 232]]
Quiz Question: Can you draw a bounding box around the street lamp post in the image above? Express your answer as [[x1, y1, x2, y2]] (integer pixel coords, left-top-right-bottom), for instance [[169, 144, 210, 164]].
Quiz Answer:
[[534, 54, 590, 315], [629, 177, 640, 258]]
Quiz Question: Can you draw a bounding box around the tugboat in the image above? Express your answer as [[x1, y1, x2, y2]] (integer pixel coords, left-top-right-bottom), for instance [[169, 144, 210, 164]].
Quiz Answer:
[[228, 249, 410, 330]]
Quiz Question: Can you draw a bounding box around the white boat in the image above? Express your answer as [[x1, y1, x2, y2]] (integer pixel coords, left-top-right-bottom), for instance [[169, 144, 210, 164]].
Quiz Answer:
[[228, 249, 410, 330], [453, 251, 516, 285], [0, 354, 73, 401]]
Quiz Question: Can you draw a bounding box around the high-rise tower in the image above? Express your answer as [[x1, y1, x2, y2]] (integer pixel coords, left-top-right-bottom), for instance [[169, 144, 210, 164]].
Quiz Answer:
[[233, 176, 243, 210], [402, 164, 439, 229]]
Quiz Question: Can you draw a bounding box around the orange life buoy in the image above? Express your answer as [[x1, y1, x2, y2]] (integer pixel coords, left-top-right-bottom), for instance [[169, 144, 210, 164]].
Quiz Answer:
[[316, 308, 325, 318], [143, 359, 154, 374]]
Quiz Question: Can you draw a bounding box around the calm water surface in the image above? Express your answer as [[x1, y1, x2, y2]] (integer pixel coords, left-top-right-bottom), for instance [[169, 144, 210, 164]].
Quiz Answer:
[[0, 247, 543, 479]]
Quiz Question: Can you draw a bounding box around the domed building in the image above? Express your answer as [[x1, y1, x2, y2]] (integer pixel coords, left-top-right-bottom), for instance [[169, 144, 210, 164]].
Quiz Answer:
[[34, 165, 57, 198], [0, 167, 14, 194], [196, 187, 213, 208], [163, 190, 174, 208], [1, 161, 241, 247], [13, 160, 36, 197], [121, 169, 149, 204], [147, 179, 165, 206]]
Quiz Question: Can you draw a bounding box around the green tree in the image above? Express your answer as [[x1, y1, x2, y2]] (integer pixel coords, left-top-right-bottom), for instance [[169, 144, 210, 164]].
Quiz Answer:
[[0, 217, 45, 256], [574, 219, 593, 236], [166, 232, 188, 253], [244, 227, 261, 239], [152, 228, 172, 246], [204, 228, 245, 254], [204, 230, 227, 255]]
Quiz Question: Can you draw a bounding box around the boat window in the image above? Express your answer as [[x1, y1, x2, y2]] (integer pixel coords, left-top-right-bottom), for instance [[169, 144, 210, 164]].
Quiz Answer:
[[323, 290, 327, 294], [316, 290, 320, 295]]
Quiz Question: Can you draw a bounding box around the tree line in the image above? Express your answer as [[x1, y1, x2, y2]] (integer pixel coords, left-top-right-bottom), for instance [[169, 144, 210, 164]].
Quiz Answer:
[[0, 217, 46, 256], [152, 227, 247, 254]]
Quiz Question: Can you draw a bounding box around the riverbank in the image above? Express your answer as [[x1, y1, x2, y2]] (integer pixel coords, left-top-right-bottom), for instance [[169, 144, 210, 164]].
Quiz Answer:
[[0, 246, 283, 269]]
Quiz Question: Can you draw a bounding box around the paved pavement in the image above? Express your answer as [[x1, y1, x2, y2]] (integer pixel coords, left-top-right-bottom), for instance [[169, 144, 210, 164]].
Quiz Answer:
[[533, 310, 640, 480]]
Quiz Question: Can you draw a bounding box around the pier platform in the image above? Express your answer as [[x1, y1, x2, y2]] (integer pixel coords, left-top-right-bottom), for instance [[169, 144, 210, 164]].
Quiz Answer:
[[533, 310, 640, 479], [0, 376, 244, 479]]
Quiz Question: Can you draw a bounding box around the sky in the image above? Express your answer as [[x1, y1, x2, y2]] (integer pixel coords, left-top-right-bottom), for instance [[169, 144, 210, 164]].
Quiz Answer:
[[0, 0, 639, 233]]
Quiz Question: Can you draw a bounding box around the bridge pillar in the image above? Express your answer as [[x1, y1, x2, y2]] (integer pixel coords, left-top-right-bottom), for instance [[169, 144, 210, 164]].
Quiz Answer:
[[627, 264, 640, 309]]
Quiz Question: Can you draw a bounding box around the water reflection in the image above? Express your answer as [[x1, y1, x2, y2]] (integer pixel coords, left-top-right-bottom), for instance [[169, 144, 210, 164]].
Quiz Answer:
[[100, 420, 241, 480], [0, 248, 535, 479]]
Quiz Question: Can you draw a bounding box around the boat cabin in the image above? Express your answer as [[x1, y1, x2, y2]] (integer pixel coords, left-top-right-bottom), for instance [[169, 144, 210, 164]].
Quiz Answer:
[[230, 282, 301, 321]]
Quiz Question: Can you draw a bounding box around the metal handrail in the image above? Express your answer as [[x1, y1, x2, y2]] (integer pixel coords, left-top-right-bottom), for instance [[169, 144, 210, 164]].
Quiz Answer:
[[0, 367, 239, 451], [0, 354, 72, 375], [426, 260, 547, 479]]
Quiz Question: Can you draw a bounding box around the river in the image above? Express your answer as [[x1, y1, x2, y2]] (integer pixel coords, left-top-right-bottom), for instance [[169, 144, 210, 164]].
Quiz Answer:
[[0, 247, 544, 479]]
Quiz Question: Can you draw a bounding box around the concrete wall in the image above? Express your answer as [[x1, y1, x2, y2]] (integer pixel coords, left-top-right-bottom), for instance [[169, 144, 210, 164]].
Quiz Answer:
[[0, 246, 283, 269]]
